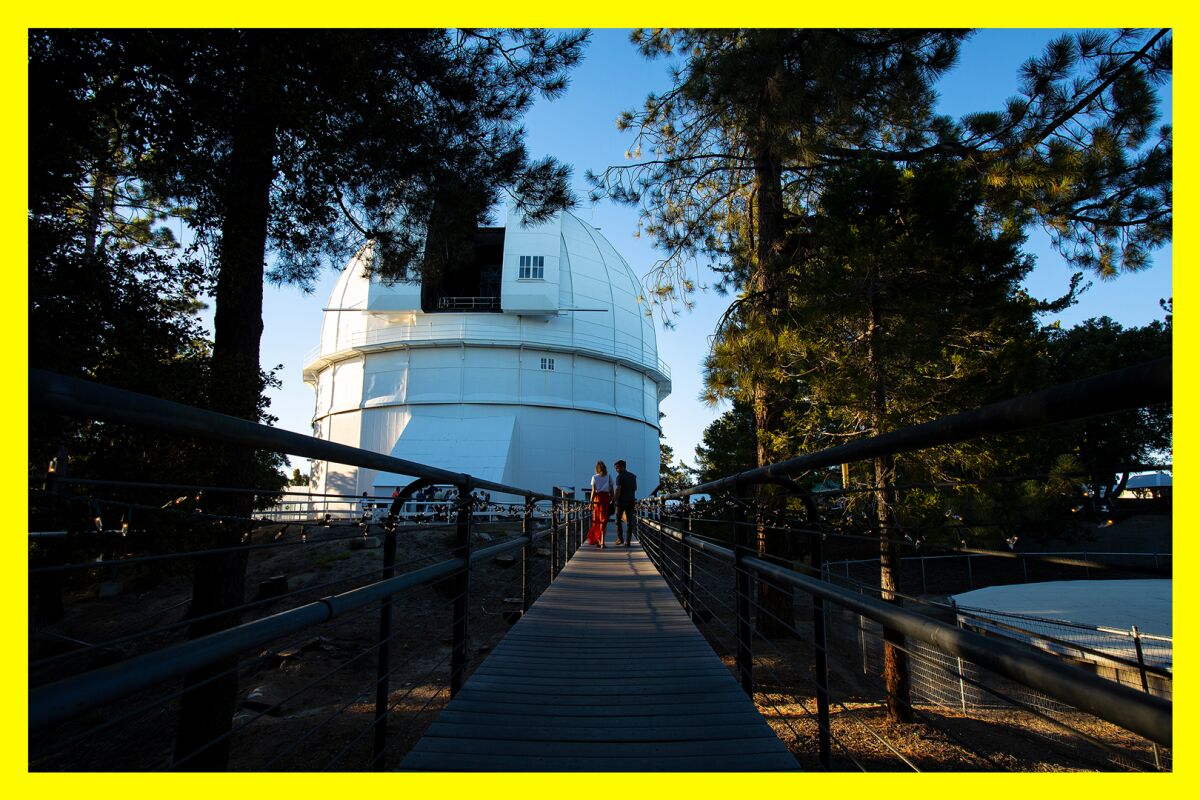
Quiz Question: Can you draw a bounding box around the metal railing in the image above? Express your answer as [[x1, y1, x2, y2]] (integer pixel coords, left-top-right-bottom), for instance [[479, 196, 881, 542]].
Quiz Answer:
[[28, 356, 1172, 770], [28, 369, 594, 770], [640, 356, 1171, 770], [821, 550, 1172, 610], [435, 296, 501, 311]]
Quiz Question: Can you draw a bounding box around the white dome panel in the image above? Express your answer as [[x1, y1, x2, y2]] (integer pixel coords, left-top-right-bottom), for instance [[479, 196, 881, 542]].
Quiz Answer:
[[305, 205, 671, 500]]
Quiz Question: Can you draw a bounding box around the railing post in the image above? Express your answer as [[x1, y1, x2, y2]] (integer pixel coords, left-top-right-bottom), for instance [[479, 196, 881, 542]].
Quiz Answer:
[[577, 500, 584, 555], [570, 499, 577, 559], [858, 583, 869, 675], [805, 507, 832, 770], [1132, 625, 1163, 770], [732, 483, 753, 697], [951, 599, 968, 712], [521, 496, 532, 613], [570, 500, 577, 557], [636, 500, 643, 549], [450, 483, 473, 697], [550, 497, 560, 582], [683, 529, 694, 622], [371, 518, 398, 769]]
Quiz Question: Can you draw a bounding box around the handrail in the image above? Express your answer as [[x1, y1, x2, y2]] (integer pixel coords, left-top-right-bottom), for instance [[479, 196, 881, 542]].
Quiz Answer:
[[28, 516, 564, 734], [663, 356, 1170, 499], [640, 518, 1172, 747], [436, 296, 501, 310], [953, 608, 1173, 677], [29, 369, 554, 502], [37, 476, 551, 505], [824, 550, 1171, 577]]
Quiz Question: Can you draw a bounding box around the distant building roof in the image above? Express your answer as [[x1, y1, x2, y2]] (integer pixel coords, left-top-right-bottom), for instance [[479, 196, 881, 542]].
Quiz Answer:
[[1127, 472, 1172, 488]]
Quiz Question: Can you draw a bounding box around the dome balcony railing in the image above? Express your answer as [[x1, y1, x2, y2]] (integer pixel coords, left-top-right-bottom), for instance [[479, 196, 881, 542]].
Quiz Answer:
[[435, 296, 502, 311], [305, 316, 671, 381]]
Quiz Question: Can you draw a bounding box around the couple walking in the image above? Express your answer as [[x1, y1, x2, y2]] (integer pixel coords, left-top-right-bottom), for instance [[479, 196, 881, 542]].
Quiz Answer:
[[587, 460, 637, 549]]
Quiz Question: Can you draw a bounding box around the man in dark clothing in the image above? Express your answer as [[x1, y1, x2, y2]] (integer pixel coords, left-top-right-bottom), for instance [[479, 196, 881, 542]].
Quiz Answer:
[[613, 460, 638, 546]]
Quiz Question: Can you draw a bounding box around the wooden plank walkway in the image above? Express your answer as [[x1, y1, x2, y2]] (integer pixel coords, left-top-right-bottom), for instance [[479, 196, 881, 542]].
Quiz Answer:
[[399, 529, 798, 772]]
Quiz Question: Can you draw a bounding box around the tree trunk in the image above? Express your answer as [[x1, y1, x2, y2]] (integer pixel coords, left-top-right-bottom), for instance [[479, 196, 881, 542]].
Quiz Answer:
[[868, 265, 912, 723], [173, 37, 278, 771], [748, 68, 795, 638]]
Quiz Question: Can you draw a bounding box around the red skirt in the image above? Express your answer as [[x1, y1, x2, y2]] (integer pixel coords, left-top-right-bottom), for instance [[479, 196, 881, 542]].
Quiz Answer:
[[587, 492, 611, 545]]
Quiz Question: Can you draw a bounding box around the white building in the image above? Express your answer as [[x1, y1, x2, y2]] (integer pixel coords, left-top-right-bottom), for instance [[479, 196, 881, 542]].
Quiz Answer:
[[303, 206, 671, 501]]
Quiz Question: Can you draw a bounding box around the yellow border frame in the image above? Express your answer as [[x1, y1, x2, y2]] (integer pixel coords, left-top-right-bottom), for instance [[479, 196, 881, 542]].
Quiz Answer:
[[4, 8, 1189, 797]]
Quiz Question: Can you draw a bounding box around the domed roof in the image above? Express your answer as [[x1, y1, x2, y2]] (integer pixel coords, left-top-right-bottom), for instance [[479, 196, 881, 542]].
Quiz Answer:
[[309, 206, 669, 387]]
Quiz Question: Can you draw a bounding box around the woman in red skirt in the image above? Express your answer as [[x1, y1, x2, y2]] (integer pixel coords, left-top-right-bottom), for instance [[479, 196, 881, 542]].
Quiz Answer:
[[587, 461, 613, 548]]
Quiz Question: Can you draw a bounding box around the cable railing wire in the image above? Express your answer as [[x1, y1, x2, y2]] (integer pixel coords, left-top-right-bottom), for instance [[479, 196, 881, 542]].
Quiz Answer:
[[30, 547, 457, 674], [167, 593, 422, 770], [30, 358, 1171, 770], [645, 518, 1149, 772], [642, 522, 926, 771], [638, 513, 1171, 758]]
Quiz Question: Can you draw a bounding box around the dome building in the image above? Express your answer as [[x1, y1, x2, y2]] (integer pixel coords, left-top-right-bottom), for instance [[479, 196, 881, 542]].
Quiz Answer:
[[303, 205, 671, 501]]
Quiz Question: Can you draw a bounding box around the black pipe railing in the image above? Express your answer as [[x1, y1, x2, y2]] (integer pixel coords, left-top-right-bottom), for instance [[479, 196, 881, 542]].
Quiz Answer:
[[639, 516, 1171, 749], [28, 369, 589, 768], [30, 356, 1172, 769], [661, 356, 1169, 499], [636, 356, 1172, 764]]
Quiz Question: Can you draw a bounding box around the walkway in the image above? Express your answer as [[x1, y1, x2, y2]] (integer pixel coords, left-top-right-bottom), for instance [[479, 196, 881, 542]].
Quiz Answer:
[[399, 530, 798, 771]]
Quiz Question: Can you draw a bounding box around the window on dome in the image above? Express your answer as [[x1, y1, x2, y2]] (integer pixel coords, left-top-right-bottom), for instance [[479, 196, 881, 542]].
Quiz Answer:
[[540, 357, 555, 371], [519, 255, 545, 280]]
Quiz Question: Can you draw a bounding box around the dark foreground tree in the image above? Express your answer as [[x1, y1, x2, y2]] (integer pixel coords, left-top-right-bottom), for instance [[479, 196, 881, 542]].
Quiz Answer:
[[28, 29, 289, 645], [30, 28, 585, 768]]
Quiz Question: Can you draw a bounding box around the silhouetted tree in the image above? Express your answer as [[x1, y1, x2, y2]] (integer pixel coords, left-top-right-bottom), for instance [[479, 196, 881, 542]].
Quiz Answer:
[[30, 28, 586, 768]]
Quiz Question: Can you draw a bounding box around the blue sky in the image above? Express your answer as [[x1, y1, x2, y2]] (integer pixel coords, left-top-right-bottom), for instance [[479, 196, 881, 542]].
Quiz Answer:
[[254, 29, 1173, 474]]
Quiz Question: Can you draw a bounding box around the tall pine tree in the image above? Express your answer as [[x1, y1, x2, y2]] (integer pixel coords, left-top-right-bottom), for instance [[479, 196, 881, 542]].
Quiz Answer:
[[593, 28, 966, 644], [31, 28, 586, 768]]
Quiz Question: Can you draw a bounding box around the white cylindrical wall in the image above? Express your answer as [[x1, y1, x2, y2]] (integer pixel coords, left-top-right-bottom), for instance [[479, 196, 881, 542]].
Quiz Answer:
[[305, 208, 669, 503]]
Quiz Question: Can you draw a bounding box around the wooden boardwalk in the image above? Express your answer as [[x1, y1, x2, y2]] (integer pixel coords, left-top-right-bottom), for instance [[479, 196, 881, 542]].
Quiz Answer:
[[399, 530, 798, 771]]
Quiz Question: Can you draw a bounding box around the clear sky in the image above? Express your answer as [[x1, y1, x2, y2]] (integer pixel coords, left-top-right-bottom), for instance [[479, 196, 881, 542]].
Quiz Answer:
[[251, 28, 1173, 475]]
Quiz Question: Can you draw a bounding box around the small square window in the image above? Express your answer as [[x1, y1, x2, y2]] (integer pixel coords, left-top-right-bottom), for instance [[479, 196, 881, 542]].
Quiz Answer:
[[519, 255, 545, 280], [540, 357, 554, 371]]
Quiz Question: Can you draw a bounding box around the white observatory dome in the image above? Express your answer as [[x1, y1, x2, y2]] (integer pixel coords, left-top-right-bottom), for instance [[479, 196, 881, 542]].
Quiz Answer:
[[303, 205, 671, 500]]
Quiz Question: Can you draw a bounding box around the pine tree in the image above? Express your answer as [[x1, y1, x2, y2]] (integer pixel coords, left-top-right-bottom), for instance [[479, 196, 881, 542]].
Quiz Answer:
[[1044, 316, 1172, 504], [593, 28, 967, 643], [31, 28, 586, 768], [595, 27, 1170, 722]]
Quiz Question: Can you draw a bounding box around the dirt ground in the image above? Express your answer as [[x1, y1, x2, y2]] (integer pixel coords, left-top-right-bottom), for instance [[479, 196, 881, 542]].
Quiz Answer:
[[30, 515, 558, 771]]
